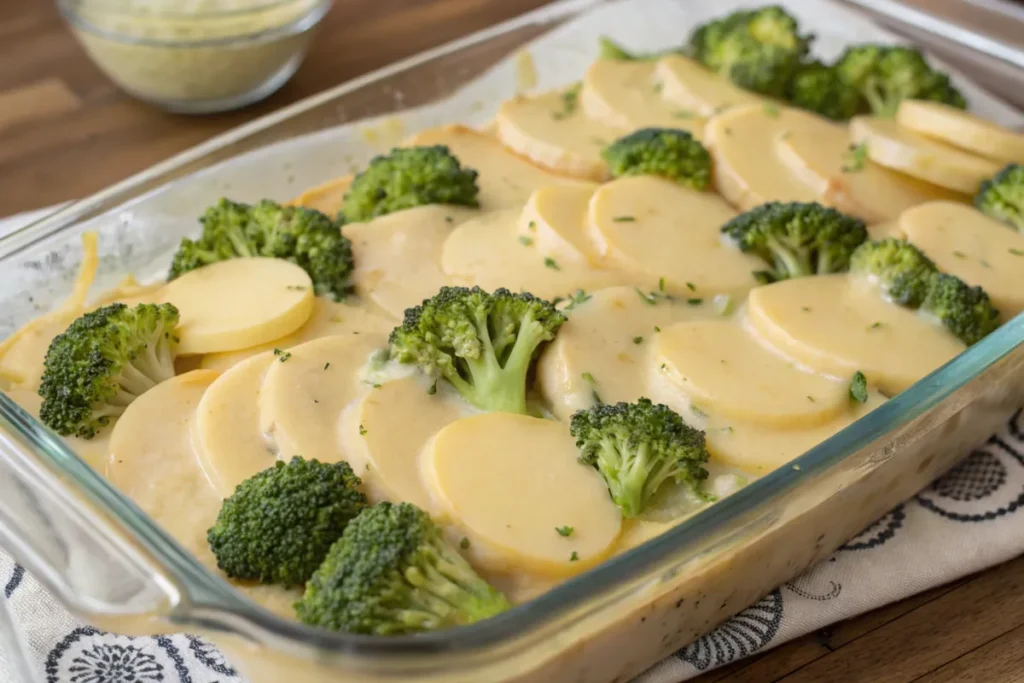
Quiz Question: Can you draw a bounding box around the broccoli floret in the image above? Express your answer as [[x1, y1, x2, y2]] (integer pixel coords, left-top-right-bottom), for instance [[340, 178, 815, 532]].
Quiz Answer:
[[975, 163, 1024, 233], [721, 202, 868, 282], [922, 273, 1000, 346], [785, 60, 865, 121], [570, 398, 709, 518], [37, 303, 179, 439], [389, 286, 565, 414], [169, 198, 353, 300], [834, 44, 965, 117], [602, 128, 712, 190], [207, 457, 367, 587], [688, 6, 812, 97], [849, 238, 937, 308], [296, 502, 509, 634], [342, 146, 480, 223]]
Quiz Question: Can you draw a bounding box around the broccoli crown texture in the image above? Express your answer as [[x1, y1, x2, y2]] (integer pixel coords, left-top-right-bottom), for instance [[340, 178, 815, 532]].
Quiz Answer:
[[388, 286, 566, 414], [974, 163, 1024, 233], [688, 6, 811, 97], [569, 398, 709, 518], [206, 457, 367, 587], [602, 128, 712, 190], [834, 44, 965, 117], [342, 145, 480, 223], [169, 198, 353, 301], [721, 202, 868, 283], [295, 502, 510, 634], [922, 273, 1000, 346], [785, 60, 865, 121], [38, 303, 179, 440], [849, 238, 938, 308]]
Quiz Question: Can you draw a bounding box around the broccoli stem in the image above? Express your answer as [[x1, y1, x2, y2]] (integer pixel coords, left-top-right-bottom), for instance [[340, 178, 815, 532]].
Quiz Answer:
[[118, 362, 160, 397], [405, 539, 509, 626], [766, 234, 812, 278]]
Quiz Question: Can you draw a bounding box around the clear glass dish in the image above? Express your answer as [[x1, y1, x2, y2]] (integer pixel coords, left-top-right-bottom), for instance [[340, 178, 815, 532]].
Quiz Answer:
[[57, 0, 331, 113], [2, 1, 1023, 681]]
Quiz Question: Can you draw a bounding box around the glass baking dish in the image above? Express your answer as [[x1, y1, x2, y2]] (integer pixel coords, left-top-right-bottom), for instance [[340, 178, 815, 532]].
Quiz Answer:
[[1, 0, 1023, 681]]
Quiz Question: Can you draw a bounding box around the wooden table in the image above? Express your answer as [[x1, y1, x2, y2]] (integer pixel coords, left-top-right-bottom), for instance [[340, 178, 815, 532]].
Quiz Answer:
[[1, 2, 1022, 682]]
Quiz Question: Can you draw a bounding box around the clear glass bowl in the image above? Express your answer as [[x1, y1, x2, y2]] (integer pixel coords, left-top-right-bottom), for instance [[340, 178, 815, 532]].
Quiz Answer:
[[57, 0, 332, 114]]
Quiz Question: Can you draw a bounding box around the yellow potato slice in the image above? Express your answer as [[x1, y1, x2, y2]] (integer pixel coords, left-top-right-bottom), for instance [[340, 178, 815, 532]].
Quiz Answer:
[[194, 351, 276, 497], [898, 201, 1024, 318], [442, 209, 625, 301], [259, 333, 386, 464], [344, 205, 478, 319], [161, 258, 315, 355], [200, 297, 395, 373], [654, 55, 763, 117], [404, 125, 572, 211], [288, 175, 353, 216], [425, 412, 621, 575], [518, 183, 600, 265], [343, 376, 466, 509], [896, 100, 1024, 165], [653, 319, 850, 428], [704, 104, 823, 210], [773, 124, 964, 224], [536, 285, 714, 421], [850, 116, 1001, 194], [107, 370, 221, 552], [580, 59, 705, 134], [4, 388, 110, 472], [585, 175, 762, 294], [747, 275, 964, 394], [495, 90, 623, 180]]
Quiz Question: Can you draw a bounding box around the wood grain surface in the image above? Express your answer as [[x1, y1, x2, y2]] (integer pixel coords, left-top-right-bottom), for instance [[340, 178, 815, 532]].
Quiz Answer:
[[1, 1, 1022, 682]]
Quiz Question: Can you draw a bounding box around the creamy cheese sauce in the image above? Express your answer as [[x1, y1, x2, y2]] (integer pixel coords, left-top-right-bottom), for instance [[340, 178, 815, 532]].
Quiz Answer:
[[2, 51, 1021, 630]]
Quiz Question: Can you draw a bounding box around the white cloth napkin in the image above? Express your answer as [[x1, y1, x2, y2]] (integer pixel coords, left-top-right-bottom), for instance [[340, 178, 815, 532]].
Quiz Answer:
[[1, 208, 1023, 683]]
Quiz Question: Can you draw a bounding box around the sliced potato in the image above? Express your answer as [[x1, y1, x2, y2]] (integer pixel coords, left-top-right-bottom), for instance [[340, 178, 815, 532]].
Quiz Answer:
[[495, 90, 623, 180], [896, 100, 1024, 164], [898, 201, 1024, 318], [585, 175, 762, 294], [850, 116, 1001, 194], [654, 54, 763, 117], [747, 274, 965, 394], [425, 412, 621, 575], [258, 334, 386, 465], [653, 319, 850, 428], [194, 351, 277, 497], [517, 183, 600, 265], [160, 258, 315, 355], [288, 175, 353, 216], [405, 125, 571, 210], [536, 285, 713, 421], [580, 59, 705, 134]]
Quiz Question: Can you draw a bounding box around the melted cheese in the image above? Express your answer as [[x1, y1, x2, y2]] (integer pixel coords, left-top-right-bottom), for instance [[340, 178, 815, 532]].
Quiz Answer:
[[896, 100, 1024, 165], [654, 55, 763, 117], [581, 59, 705, 134], [517, 183, 600, 264]]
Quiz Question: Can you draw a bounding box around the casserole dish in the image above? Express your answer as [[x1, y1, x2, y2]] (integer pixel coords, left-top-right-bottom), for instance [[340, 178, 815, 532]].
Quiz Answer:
[[1, 1, 1023, 681]]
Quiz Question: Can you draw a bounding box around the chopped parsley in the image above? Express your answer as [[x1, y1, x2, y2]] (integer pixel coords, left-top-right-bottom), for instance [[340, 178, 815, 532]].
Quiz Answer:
[[552, 83, 582, 120], [1010, 248, 1024, 256], [633, 336, 644, 344], [952, 250, 967, 259], [581, 371, 596, 384], [460, 537, 471, 550], [564, 289, 592, 311], [544, 257, 560, 270], [555, 526, 574, 537], [842, 142, 868, 173], [323, 362, 331, 370], [612, 215, 636, 222], [849, 371, 868, 403], [359, 424, 367, 435], [273, 348, 292, 362], [687, 298, 703, 305], [763, 103, 780, 117], [518, 236, 534, 246], [570, 551, 579, 562]]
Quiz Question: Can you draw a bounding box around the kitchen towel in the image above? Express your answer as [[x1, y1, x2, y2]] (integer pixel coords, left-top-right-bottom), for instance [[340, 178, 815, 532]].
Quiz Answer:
[[1, 207, 1023, 683]]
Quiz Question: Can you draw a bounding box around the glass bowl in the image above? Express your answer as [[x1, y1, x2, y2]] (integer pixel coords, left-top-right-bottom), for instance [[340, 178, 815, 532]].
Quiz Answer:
[[57, 0, 332, 114]]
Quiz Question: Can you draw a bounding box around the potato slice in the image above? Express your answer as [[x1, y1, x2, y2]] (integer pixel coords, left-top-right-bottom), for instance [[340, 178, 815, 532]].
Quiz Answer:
[[495, 90, 623, 180], [896, 100, 1024, 165], [342, 376, 466, 509], [345, 205, 478, 318], [585, 175, 762, 294], [442, 209, 625, 301], [405, 125, 571, 210], [259, 334, 386, 465], [773, 124, 964, 224], [849, 116, 1000, 194], [653, 319, 850, 428], [425, 412, 621, 575], [747, 275, 964, 394], [704, 104, 823, 210], [4, 388, 110, 472], [580, 59, 705, 134], [288, 175, 353, 216], [161, 257, 315, 355], [898, 201, 1024, 318], [654, 55, 763, 117], [194, 351, 276, 497], [536, 286, 713, 421], [517, 183, 600, 265]]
